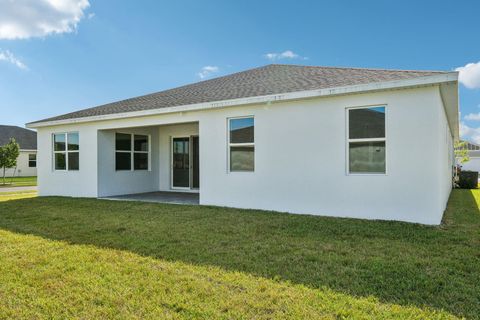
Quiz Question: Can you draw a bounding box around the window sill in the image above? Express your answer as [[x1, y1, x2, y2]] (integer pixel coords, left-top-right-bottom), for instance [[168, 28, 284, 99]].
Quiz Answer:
[[227, 171, 255, 174], [346, 173, 387, 176]]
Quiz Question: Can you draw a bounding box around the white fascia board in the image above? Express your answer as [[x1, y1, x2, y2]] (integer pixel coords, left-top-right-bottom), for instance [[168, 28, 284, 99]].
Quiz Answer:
[[438, 80, 460, 141], [27, 73, 458, 128]]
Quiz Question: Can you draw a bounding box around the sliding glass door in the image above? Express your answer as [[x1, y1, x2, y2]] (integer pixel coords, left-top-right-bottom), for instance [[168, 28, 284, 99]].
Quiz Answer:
[[172, 137, 190, 188], [171, 136, 199, 189]]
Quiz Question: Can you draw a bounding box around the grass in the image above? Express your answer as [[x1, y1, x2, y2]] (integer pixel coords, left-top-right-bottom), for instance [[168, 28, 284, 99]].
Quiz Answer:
[[0, 230, 455, 319], [0, 176, 37, 187], [0, 189, 37, 201], [0, 190, 479, 318]]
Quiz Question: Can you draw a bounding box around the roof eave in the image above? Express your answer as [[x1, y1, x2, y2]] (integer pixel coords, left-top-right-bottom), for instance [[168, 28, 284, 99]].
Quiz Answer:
[[439, 79, 460, 141], [26, 72, 458, 129]]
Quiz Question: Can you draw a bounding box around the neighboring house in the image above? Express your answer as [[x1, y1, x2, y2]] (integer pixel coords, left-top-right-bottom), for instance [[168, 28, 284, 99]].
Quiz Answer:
[[456, 141, 480, 172], [27, 64, 458, 225], [0, 125, 37, 177]]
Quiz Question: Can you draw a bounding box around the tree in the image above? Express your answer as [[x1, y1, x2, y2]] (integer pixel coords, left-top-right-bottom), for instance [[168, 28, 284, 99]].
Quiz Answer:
[[454, 141, 470, 165], [0, 138, 20, 185]]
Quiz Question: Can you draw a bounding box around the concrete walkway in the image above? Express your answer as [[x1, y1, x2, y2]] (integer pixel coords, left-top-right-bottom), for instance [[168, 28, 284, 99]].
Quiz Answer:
[[102, 191, 199, 205], [0, 186, 38, 193]]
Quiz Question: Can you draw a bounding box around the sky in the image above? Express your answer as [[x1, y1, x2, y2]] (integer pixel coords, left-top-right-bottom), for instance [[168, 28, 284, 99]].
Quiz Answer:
[[1, 0, 480, 142]]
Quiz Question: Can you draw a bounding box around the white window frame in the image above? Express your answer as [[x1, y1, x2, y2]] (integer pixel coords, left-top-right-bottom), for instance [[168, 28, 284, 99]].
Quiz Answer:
[[52, 132, 79, 171], [115, 132, 151, 172], [227, 115, 255, 173], [346, 105, 387, 175]]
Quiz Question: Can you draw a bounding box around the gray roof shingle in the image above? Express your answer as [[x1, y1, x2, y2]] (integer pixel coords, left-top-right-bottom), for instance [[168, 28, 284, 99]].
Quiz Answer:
[[0, 125, 37, 149], [31, 64, 449, 124]]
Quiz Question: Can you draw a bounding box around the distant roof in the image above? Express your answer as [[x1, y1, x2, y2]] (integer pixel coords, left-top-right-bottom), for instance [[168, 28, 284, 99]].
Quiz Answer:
[[31, 64, 450, 124], [0, 125, 37, 150], [458, 140, 480, 151]]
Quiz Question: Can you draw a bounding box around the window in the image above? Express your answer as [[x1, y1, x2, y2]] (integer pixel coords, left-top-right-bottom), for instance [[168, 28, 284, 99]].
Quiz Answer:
[[115, 133, 131, 170], [134, 135, 149, 170], [228, 117, 254, 172], [28, 154, 36, 168], [115, 133, 149, 171], [347, 106, 386, 174], [53, 132, 79, 171]]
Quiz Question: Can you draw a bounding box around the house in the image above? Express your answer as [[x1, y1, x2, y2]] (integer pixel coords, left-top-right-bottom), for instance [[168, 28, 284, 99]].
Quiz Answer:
[[0, 125, 37, 177], [456, 140, 480, 173], [27, 64, 458, 225]]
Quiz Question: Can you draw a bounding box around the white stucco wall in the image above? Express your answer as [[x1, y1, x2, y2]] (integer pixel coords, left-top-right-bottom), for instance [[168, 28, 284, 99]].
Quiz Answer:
[[35, 85, 453, 224], [459, 158, 480, 173], [199, 86, 451, 225], [436, 88, 454, 217], [97, 126, 160, 197], [3, 150, 37, 177], [37, 125, 98, 197]]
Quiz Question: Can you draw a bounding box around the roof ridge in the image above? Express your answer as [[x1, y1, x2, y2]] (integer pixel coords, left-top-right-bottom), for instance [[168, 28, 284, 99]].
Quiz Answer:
[[268, 63, 451, 74]]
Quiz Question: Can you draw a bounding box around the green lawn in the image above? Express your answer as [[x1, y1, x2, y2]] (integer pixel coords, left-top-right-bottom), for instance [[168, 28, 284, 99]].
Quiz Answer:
[[0, 190, 37, 201], [0, 176, 37, 187], [0, 190, 479, 319]]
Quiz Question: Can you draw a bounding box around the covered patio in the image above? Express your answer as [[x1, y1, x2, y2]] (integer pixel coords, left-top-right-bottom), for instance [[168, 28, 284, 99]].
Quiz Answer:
[[97, 121, 200, 199]]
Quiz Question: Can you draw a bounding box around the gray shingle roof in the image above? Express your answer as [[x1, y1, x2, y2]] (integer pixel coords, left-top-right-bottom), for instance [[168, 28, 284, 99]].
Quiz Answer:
[[0, 125, 37, 149], [32, 64, 448, 124]]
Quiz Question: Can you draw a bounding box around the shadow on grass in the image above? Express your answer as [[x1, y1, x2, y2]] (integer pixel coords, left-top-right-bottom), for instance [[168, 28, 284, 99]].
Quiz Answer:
[[0, 228, 459, 319], [0, 190, 479, 319]]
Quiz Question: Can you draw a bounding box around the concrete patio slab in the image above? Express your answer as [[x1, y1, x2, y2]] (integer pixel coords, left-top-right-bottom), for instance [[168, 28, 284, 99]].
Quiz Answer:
[[101, 191, 199, 205]]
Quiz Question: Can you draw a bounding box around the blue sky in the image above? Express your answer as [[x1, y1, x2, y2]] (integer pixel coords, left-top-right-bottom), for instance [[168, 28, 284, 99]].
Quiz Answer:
[[1, 0, 480, 141]]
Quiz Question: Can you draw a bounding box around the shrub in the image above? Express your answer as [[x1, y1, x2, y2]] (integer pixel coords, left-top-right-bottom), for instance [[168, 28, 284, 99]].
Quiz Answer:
[[458, 171, 478, 189]]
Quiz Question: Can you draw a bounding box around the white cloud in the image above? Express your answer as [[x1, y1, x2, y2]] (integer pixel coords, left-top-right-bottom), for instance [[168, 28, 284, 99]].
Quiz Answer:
[[197, 66, 219, 79], [464, 112, 480, 121], [460, 122, 480, 144], [0, 50, 28, 70], [455, 61, 480, 89], [0, 0, 90, 40], [264, 50, 306, 61]]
